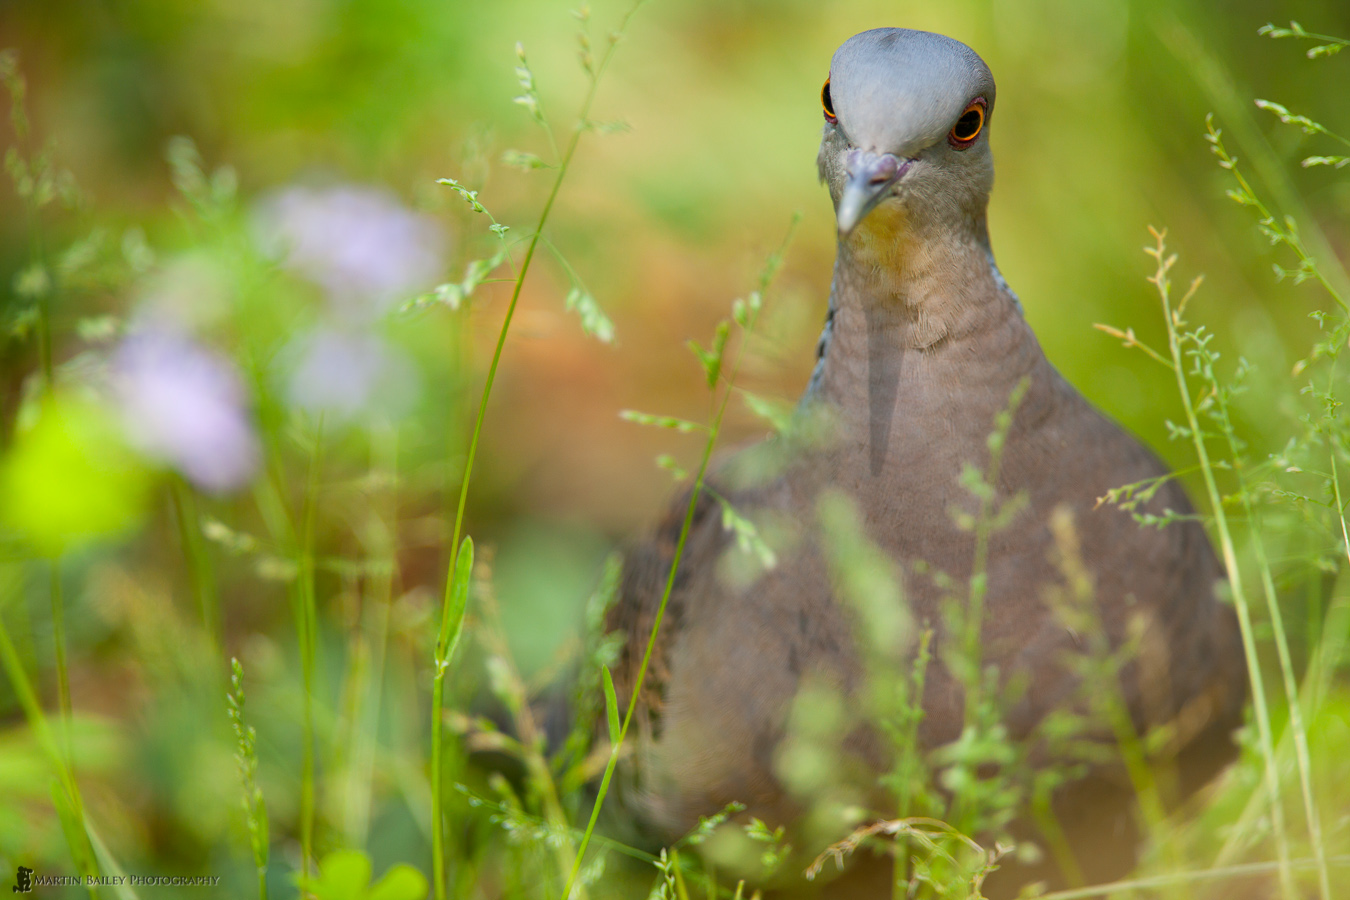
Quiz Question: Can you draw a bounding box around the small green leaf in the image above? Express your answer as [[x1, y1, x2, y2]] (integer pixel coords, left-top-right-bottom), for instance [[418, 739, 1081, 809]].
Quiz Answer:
[[716, 497, 778, 569], [57, 228, 106, 277], [656, 454, 688, 481], [437, 177, 488, 214], [462, 250, 509, 295], [1303, 155, 1350, 169], [401, 250, 507, 314], [584, 119, 631, 134], [511, 43, 546, 126], [688, 322, 729, 388], [300, 849, 372, 900], [708, 321, 729, 387], [201, 517, 258, 554], [368, 864, 429, 900], [602, 666, 621, 746], [76, 315, 120, 343], [732, 297, 748, 328], [619, 410, 707, 433], [438, 537, 474, 674], [740, 390, 792, 433], [502, 149, 550, 171], [564, 285, 615, 342], [8, 305, 37, 339], [122, 227, 155, 273], [13, 262, 50, 299]]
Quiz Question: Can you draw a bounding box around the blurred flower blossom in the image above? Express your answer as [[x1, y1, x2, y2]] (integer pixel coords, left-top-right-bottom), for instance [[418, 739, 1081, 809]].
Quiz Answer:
[[113, 329, 261, 493], [255, 185, 445, 320], [283, 327, 418, 423]]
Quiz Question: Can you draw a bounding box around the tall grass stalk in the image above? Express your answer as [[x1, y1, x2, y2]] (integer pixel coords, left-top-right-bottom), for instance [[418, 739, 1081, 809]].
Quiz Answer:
[[229, 657, 270, 900], [1315, 466, 1350, 709], [1, 50, 58, 399], [1045, 509, 1180, 884], [1037, 854, 1350, 900], [562, 216, 799, 898], [0, 608, 99, 896], [340, 424, 398, 846], [1145, 227, 1295, 899], [295, 417, 324, 886], [2, 51, 101, 897], [48, 559, 72, 756], [1156, 20, 1350, 301], [472, 568, 581, 885], [427, 4, 646, 897], [958, 377, 1027, 725], [1207, 346, 1332, 900], [171, 476, 221, 653], [1202, 116, 1337, 898]]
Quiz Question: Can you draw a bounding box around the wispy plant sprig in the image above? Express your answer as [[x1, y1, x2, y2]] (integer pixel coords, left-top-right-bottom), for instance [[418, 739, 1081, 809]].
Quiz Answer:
[[1258, 21, 1349, 59], [1185, 307, 1332, 900], [1, 48, 81, 394], [428, 4, 648, 897], [1141, 227, 1297, 900], [563, 215, 800, 898], [469, 550, 581, 888], [1253, 99, 1350, 171], [228, 657, 270, 900], [2, 52, 102, 900], [806, 817, 1007, 899], [294, 415, 324, 886], [1160, 21, 1350, 301], [952, 376, 1029, 718], [1205, 117, 1346, 312], [0, 608, 100, 895]]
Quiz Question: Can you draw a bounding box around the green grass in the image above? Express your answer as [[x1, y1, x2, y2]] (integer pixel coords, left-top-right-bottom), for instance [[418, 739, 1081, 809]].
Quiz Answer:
[[1, 7, 1350, 900]]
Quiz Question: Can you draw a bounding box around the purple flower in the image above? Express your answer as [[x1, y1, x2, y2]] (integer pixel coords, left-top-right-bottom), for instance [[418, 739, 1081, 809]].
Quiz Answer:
[[113, 329, 261, 493], [256, 185, 445, 320], [284, 328, 418, 422]]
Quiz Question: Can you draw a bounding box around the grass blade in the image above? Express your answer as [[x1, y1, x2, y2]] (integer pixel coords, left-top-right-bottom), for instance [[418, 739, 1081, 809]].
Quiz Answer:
[[602, 666, 620, 748]]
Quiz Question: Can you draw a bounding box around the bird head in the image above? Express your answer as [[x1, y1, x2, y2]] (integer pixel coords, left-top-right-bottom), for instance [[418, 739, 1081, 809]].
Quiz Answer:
[[818, 29, 996, 240]]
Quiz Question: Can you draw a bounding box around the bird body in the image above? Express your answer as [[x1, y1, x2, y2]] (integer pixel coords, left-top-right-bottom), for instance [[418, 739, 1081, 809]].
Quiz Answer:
[[603, 28, 1246, 895]]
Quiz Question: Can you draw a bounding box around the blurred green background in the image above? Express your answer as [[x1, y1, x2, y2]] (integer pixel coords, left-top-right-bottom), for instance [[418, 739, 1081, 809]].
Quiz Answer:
[[1, 0, 1348, 895]]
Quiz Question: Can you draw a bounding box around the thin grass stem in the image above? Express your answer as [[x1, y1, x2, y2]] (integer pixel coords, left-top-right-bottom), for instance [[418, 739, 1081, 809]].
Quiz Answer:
[[1212, 365, 1333, 899], [48, 559, 72, 756], [428, 5, 648, 897], [562, 216, 798, 898], [171, 476, 220, 653], [1147, 228, 1295, 899], [1157, 18, 1350, 301], [0, 604, 100, 892], [295, 415, 325, 889], [1040, 855, 1350, 900]]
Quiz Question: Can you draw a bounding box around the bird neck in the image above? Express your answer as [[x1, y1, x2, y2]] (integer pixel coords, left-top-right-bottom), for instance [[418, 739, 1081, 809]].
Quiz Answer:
[[802, 212, 1047, 469], [841, 208, 1012, 345]]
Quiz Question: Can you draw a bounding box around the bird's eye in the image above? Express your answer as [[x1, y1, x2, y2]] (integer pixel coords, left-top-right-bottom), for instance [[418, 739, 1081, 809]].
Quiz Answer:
[[821, 78, 836, 124], [948, 98, 986, 148]]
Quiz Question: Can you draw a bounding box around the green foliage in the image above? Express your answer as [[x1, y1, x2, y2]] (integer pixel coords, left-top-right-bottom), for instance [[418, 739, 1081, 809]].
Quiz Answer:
[[297, 850, 428, 900], [1258, 21, 1349, 58], [3, 8, 1350, 900], [0, 398, 149, 555], [228, 658, 270, 898]]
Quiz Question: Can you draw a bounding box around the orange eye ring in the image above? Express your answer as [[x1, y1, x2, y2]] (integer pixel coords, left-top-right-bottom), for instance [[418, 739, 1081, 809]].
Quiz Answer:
[[948, 98, 986, 148], [821, 77, 837, 123]]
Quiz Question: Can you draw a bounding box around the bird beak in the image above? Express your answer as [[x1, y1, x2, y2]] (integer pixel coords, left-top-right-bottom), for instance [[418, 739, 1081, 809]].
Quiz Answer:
[[837, 150, 911, 236]]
